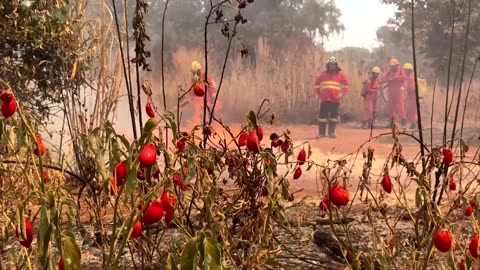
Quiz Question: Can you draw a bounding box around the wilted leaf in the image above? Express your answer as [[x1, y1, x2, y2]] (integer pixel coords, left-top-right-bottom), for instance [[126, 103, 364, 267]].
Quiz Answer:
[[166, 254, 178, 270], [62, 231, 81, 270], [246, 110, 258, 130], [38, 206, 53, 268], [180, 238, 199, 270], [203, 236, 222, 270], [16, 205, 26, 241]]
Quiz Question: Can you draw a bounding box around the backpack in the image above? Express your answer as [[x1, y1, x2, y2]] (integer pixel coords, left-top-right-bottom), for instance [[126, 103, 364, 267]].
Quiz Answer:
[[417, 77, 427, 98]]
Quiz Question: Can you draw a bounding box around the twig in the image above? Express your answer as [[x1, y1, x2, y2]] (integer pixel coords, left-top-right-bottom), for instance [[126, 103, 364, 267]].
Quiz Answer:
[[111, 0, 138, 140], [410, 0, 425, 171]]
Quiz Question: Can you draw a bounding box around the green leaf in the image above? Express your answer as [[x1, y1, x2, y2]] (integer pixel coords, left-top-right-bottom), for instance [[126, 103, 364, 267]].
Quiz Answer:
[[180, 238, 199, 270], [143, 118, 158, 135], [203, 236, 222, 270], [124, 160, 139, 197], [246, 111, 258, 130], [62, 231, 81, 270], [38, 206, 53, 268], [117, 134, 131, 150], [166, 254, 178, 270], [196, 232, 206, 267]]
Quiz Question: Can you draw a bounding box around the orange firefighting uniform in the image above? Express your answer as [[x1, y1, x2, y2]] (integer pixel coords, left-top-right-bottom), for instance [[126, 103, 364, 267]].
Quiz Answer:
[[405, 72, 418, 124], [314, 70, 349, 136], [362, 77, 380, 123], [382, 67, 407, 120]]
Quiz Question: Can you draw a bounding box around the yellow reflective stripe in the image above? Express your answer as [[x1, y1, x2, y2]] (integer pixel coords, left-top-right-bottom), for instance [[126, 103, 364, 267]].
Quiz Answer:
[[320, 81, 341, 87], [320, 85, 341, 91], [318, 118, 328, 123], [329, 118, 338, 123]]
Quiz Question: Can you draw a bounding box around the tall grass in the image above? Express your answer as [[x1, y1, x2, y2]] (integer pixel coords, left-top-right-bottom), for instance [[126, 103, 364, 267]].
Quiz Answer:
[[150, 38, 480, 127]]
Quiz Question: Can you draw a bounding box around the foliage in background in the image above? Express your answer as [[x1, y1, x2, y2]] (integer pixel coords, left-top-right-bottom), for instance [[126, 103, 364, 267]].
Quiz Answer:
[[0, 1, 85, 122]]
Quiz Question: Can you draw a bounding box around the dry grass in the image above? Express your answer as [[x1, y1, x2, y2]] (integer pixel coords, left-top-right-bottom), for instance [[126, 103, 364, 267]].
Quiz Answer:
[[149, 38, 480, 127]]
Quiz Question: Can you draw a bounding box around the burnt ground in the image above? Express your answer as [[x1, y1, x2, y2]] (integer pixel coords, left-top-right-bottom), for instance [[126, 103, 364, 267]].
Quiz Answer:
[[2, 123, 480, 269]]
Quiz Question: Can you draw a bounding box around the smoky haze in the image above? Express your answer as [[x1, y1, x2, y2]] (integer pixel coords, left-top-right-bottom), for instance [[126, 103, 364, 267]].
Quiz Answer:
[[45, 0, 480, 157]]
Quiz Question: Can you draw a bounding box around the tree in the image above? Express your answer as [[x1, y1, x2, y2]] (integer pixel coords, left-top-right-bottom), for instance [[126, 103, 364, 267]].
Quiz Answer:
[[0, 1, 83, 121], [378, 0, 480, 70], [146, 0, 344, 68]]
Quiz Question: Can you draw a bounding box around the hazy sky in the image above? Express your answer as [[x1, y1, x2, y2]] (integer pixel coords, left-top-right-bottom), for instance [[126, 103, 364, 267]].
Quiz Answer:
[[323, 0, 397, 51]]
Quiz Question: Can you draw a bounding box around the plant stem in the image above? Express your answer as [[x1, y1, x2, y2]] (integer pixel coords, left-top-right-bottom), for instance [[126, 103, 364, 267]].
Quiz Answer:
[[450, 0, 472, 148], [410, 0, 425, 171], [112, 0, 138, 141]]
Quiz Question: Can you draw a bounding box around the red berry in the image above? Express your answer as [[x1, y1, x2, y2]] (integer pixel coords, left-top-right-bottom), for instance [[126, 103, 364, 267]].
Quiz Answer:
[[256, 126, 264, 141], [141, 200, 164, 225], [164, 208, 175, 226], [114, 161, 128, 186], [293, 167, 302, 179], [172, 173, 184, 189], [139, 143, 157, 168], [136, 168, 145, 180], [130, 221, 142, 239], [297, 149, 307, 165], [449, 176, 457, 191], [153, 168, 160, 179], [238, 132, 247, 146], [0, 90, 14, 102], [271, 140, 278, 148], [471, 200, 477, 208], [281, 139, 290, 153], [459, 259, 466, 270], [443, 148, 453, 166], [145, 102, 155, 118], [43, 171, 49, 183], [58, 258, 65, 270], [193, 84, 205, 97], [1, 99, 16, 118], [381, 174, 392, 194], [434, 229, 452, 253], [246, 130, 260, 153], [161, 190, 176, 210], [328, 184, 349, 207], [319, 199, 329, 212], [470, 233, 479, 258], [176, 139, 186, 151], [33, 135, 46, 156], [276, 139, 284, 147], [15, 217, 33, 248], [466, 203, 474, 217]]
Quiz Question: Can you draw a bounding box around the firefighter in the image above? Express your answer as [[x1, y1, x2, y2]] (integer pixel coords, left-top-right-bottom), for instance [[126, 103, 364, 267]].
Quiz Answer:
[[361, 66, 381, 129], [314, 57, 349, 138], [382, 58, 407, 127], [403, 63, 418, 129], [190, 61, 217, 126]]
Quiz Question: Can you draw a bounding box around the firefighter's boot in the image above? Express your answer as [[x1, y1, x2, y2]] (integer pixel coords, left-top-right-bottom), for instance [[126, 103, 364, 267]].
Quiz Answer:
[[318, 123, 327, 138], [328, 122, 337, 138]]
